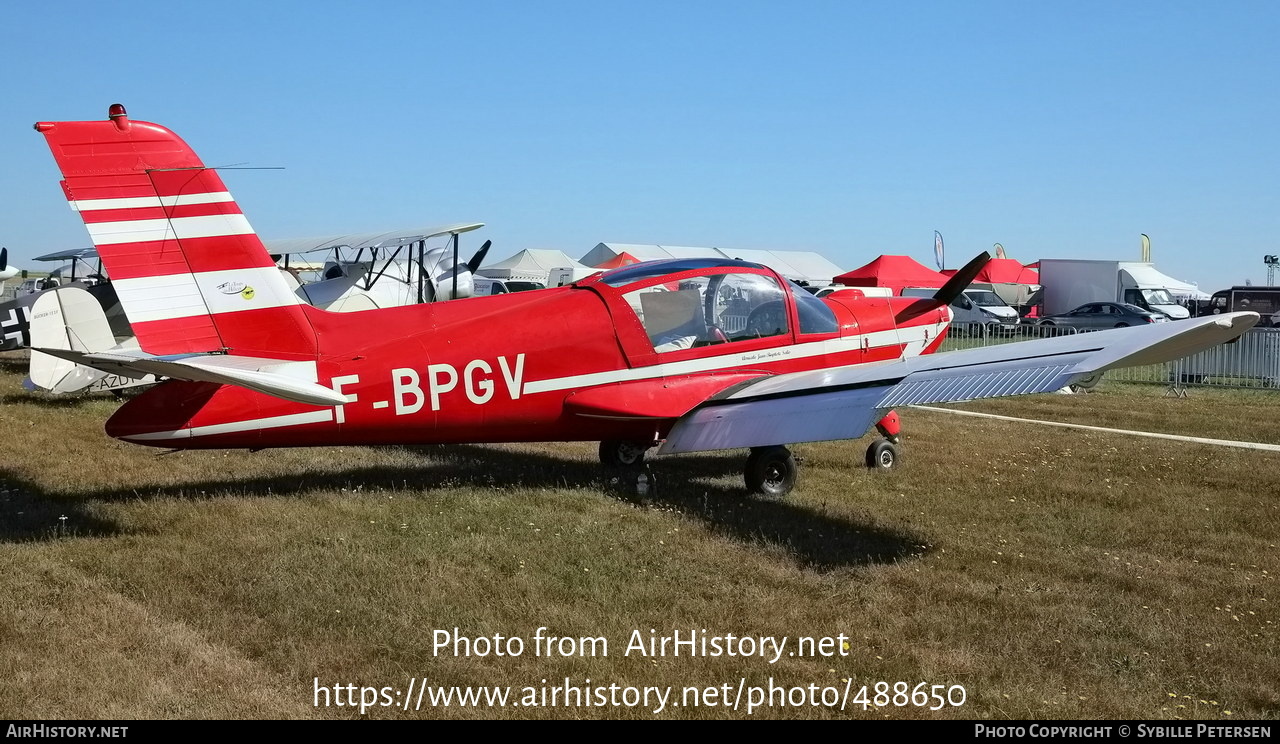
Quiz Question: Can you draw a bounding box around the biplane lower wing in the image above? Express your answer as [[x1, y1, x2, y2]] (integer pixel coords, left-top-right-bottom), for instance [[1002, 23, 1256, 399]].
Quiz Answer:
[[660, 312, 1259, 453]]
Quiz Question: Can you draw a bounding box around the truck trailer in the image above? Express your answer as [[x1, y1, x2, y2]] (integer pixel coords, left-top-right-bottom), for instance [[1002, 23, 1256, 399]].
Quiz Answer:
[[1037, 259, 1191, 319]]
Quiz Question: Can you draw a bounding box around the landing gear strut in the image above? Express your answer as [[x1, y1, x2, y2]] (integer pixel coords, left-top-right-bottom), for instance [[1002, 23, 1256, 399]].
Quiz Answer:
[[744, 445, 798, 497], [598, 439, 653, 468], [866, 410, 902, 470]]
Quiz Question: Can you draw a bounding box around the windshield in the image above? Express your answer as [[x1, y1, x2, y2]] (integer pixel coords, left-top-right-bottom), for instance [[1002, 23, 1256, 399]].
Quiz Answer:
[[620, 271, 790, 352], [1141, 288, 1176, 305], [964, 290, 1005, 307], [599, 258, 758, 288]]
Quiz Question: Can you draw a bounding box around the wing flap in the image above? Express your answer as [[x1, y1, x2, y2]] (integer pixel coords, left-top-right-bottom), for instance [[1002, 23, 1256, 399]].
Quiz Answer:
[[875, 360, 1082, 407]]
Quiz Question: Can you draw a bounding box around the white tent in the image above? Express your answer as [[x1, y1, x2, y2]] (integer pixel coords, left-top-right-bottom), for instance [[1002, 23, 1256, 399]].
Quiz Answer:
[[579, 243, 722, 266], [581, 243, 845, 284], [1163, 277, 1211, 302], [478, 249, 586, 283], [1123, 264, 1210, 301], [717, 249, 844, 284]]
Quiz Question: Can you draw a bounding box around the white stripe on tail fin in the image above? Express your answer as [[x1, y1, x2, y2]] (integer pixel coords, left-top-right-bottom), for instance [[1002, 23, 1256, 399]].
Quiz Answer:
[[35, 104, 316, 358]]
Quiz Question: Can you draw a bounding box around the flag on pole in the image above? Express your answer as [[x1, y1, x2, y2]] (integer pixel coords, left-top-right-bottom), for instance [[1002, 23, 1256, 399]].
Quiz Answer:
[[1140, 234, 1151, 262], [934, 231, 945, 270], [993, 243, 1006, 260]]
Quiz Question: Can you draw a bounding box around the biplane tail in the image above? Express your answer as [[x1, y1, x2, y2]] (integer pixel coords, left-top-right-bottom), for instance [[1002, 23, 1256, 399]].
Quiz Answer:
[[35, 104, 316, 359]]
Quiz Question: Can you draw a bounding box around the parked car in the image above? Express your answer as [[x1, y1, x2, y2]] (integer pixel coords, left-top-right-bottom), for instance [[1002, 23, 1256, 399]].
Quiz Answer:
[[1037, 302, 1169, 332]]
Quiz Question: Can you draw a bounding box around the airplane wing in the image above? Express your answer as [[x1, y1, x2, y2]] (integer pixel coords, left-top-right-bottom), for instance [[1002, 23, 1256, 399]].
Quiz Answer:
[[265, 224, 485, 256], [659, 312, 1259, 453], [29, 348, 347, 407]]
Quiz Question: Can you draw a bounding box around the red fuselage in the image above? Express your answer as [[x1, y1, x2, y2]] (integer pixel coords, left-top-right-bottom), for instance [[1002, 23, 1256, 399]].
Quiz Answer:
[[105, 264, 951, 449]]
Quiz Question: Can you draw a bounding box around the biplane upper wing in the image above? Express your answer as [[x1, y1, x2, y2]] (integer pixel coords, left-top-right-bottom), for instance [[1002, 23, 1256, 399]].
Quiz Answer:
[[659, 311, 1259, 453], [264, 224, 485, 256]]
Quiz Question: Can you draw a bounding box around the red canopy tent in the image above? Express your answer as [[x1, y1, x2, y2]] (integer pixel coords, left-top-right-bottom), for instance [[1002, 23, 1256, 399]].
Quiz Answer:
[[939, 258, 1039, 284], [834, 255, 950, 293], [594, 251, 641, 269]]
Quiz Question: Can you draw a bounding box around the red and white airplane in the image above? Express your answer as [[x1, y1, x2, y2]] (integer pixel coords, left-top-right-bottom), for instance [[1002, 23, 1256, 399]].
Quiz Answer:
[[33, 106, 1259, 496]]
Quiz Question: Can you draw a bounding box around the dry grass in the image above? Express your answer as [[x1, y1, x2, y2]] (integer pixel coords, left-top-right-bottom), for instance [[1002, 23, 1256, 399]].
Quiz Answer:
[[0, 351, 1276, 720]]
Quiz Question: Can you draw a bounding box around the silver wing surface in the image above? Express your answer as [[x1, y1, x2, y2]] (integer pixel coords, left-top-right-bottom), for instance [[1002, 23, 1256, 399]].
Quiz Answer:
[[660, 312, 1259, 453]]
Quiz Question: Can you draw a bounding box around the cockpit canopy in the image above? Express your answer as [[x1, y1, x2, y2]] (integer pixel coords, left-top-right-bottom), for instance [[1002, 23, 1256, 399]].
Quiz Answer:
[[582, 259, 838, 354]]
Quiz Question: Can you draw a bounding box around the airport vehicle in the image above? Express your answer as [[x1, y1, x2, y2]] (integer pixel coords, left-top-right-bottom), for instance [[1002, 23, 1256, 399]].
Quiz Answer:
[[32, 106, 1259, 497], [1038, 259, 1191, 319], [804, 285, 893, 300], [1037, 302, 1169, 331], [1200, 286, 1280, 327], [549, 266, 601, 288], [472, 277, 546, 296]]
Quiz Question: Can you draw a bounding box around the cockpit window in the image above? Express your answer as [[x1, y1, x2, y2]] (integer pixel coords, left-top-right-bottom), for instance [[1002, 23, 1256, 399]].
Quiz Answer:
[[620, 271, 790, 352]]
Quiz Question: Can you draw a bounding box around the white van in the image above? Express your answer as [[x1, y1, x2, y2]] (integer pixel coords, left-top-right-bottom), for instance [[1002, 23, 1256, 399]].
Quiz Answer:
[[472, 277, 547, 296], [900, 287, 1020, 336]]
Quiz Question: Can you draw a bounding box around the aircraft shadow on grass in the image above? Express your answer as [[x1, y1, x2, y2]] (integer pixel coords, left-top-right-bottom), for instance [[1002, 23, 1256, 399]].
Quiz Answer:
[[0, 468, 122, 543], [0, 355, 29, 376], [0, 445, 928, 570], [0, 392, 116, 409]]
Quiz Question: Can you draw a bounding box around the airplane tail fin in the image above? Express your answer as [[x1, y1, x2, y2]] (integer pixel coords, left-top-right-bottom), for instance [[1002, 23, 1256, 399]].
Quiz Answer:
[[28, 286, 117, 393], [35, 105, 316, 358]]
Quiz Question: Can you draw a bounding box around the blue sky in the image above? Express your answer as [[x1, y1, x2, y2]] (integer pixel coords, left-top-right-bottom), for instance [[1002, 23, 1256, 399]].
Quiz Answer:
[[2, 1, 1277, 290]]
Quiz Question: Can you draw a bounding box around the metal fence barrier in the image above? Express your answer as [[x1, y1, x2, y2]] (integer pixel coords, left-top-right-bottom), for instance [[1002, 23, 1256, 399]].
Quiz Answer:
[[939, 321, 1280, 390]]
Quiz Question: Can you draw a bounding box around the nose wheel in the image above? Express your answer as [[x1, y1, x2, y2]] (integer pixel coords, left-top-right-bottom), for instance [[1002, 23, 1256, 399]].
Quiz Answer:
[[744, 445, 798, 497]]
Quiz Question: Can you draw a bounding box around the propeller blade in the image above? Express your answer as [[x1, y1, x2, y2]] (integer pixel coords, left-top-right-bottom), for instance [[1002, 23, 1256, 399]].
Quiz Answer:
[[932, 251, 992, 306], [465, 240, 492, 273], [0, 247, 7, 272], [893, 251, 992, 324]]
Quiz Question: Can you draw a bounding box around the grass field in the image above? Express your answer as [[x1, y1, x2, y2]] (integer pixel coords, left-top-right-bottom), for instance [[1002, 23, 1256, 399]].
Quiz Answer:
[[0, 350, 1276, 720]]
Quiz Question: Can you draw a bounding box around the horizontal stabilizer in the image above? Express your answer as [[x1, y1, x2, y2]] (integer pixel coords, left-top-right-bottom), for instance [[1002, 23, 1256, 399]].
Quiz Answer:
[[31, 348, 347, 407], [661, 312, 1259, 453]]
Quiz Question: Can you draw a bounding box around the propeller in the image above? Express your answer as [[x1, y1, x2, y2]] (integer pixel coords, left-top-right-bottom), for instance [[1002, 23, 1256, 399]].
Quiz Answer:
[[465, 240, 492, 274], [893, 251, 992, 323], [0, 247, 7, 272]]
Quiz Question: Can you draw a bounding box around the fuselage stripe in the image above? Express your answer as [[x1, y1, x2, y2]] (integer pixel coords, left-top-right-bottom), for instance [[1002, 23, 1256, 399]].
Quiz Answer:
[[122, 409, 335, 441], [521, 322, 945, 395]]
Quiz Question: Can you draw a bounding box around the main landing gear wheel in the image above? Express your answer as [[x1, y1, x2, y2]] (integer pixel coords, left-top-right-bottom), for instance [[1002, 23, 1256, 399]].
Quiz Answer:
[[744, 445, 798, 498], [599, 440, 651, 468], [865, 439, 900, 470]]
